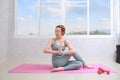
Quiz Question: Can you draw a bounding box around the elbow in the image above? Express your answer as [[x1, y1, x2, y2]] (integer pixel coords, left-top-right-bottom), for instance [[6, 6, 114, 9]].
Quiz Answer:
[[71, 50, 75, 54], [71, 51, 75, 54]]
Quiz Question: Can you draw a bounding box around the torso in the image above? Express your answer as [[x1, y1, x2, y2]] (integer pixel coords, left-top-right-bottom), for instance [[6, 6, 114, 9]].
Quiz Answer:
[[51, 38, 66, 51]]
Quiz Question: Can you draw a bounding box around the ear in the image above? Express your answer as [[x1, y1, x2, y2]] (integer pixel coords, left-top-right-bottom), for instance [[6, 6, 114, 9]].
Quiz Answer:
[[62, 32, 65, 35]]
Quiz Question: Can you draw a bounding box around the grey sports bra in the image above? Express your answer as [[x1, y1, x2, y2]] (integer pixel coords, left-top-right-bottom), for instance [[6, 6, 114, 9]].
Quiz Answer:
[[51, 38, 66, 51]]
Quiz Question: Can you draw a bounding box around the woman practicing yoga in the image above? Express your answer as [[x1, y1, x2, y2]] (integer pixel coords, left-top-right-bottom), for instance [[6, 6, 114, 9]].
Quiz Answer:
[[44, 25, 93, 72]]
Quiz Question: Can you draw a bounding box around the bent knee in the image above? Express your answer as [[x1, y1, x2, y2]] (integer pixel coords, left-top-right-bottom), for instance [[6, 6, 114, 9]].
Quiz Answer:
[[76, 61, 83, 68]]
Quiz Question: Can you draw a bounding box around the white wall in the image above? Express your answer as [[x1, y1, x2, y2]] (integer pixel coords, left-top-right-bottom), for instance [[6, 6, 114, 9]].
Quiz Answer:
[[7, 0, 119, 63], [0, 0, 9, 64], [8, 38, 117, 62]]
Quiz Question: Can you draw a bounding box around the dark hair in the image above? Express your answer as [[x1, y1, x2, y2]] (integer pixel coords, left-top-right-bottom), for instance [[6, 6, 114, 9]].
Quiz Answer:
[[56, 25, 66, 36]]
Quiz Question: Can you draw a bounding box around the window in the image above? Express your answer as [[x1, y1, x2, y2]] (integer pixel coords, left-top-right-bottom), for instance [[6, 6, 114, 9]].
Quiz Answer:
[[15, 0, 38, 36], [40, 0, 62, 36], [65, 0, 87, 35], [15, 0, 113, 37], [89, 0, 111, 35]]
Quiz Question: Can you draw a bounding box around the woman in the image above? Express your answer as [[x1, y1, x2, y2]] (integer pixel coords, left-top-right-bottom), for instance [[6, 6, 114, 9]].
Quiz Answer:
[[44, 25, 93, 72]]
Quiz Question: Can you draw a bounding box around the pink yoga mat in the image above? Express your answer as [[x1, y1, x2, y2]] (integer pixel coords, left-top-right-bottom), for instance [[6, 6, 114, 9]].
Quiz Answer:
[[8, 64, 116, 74]]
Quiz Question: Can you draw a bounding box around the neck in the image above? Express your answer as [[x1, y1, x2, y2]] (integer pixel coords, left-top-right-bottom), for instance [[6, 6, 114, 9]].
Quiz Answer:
[[56, 37, 63, 40]]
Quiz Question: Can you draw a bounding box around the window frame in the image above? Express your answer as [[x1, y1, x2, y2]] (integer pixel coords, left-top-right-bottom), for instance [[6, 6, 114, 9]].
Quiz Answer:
[[14, 0, 114, 38], [118, 0, 120, 35]]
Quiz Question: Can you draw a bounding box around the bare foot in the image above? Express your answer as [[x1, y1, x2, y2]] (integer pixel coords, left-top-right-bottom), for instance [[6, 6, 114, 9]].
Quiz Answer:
[[83, 64, 94, 69], [51, 67, 64, 72]]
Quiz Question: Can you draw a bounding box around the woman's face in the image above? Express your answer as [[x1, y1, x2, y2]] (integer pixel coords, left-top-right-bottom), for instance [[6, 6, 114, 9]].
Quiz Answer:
[[55, 27, 62, 38]]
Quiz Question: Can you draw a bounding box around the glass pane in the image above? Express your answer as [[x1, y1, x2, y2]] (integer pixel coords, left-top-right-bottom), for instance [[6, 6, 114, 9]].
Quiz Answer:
[[40, 0, 61, 7], [66, 0, 87, 2], [66, 0, 87, 7], [89, 0, 111, 35], [65, 6, 87, 35], [40, 1, 62, 36], [16, 0, 38, 36]]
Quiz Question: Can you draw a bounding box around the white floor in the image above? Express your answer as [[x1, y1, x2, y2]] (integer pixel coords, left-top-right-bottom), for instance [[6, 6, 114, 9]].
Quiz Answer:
[[0, 58, 120, 80]]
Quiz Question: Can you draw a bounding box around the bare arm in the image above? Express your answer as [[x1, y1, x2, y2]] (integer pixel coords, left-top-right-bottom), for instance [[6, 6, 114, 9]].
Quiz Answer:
[[44, 38, 58, 54], [62, 40, 75, 54]]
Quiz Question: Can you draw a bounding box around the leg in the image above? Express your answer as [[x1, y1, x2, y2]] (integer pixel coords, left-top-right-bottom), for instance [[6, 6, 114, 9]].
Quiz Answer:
[[73, 52, 94, 69], [51, 54, 72, 72], [51, 52, 93, 72], [52, 54, 72, 68], [64, 60, 83, 70], [51, 60, 83, 72], [73, 52, 85, 64], [63, 53, 85, 70]]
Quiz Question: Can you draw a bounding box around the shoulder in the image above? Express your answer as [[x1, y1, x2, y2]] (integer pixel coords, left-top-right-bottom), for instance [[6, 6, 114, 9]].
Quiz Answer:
[[49, 38, 54, 41], [64, 39, 71, 45], [64, 38, 70, 43], [48, 38, 54, 44]]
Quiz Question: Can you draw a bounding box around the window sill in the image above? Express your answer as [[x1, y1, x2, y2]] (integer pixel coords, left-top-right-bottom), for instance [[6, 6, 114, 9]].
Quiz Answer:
[[14, 34, 114, 39]]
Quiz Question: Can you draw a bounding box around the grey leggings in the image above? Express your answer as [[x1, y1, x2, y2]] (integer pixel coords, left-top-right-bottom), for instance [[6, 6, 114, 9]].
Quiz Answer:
[[52, 52, 85, 70]]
